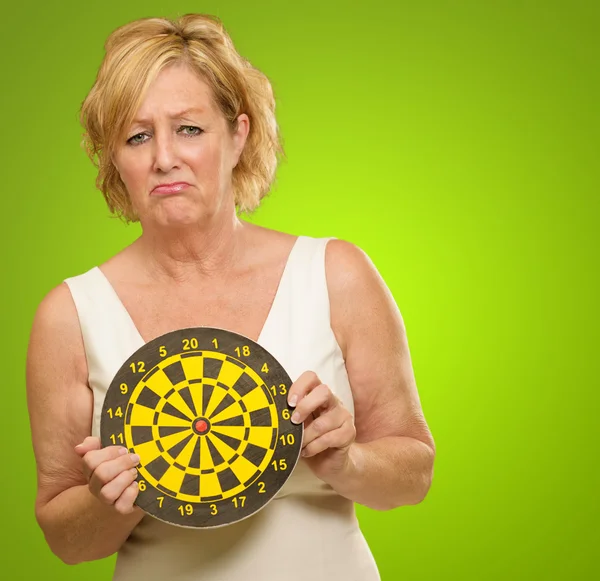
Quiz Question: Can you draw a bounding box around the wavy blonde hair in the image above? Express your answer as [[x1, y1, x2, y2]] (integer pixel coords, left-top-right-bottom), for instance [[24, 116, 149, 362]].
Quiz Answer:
[[80, 13, 284, 223]]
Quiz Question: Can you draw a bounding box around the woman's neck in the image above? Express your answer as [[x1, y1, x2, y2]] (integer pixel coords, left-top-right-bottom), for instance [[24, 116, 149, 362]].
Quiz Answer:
[[134, 212, 249, 284]]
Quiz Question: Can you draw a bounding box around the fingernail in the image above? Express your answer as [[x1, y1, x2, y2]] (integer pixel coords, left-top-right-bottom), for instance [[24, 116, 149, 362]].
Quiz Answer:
[[288, 395, 297, 407], [118, 448, 128, 455], [291, 411, 300, 423], [130, 468, 138, 476], [130, 454, 140, 464]]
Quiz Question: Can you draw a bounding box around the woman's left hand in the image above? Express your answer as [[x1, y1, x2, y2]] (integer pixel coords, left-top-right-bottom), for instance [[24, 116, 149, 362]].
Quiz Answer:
[[287, 371, 356, 480]]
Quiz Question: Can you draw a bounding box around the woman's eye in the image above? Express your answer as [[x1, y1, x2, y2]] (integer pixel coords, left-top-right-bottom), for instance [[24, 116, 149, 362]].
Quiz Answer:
[[126, 126, 201, 145], [179, 126, 202, 136], [127, 133, 147, 145]]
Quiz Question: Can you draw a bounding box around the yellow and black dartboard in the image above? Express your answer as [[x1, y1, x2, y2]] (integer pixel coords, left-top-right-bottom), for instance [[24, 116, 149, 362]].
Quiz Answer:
[[100, 327, 302, 528]]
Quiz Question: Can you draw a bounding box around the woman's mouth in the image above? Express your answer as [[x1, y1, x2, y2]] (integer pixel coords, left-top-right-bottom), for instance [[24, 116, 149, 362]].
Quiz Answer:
[[151, 182, 190, 195]]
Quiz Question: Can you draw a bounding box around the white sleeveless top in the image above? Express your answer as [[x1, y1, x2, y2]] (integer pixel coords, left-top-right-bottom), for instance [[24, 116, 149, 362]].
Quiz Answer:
[[64, 235, 380, 581]]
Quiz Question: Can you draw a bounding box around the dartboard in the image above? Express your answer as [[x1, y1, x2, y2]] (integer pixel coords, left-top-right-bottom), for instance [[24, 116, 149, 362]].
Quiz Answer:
[[100, 327, 302, 528]]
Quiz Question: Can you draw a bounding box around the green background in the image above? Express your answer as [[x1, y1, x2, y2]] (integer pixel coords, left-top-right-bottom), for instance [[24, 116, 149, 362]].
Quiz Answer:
[[2, 0, 597, 579]]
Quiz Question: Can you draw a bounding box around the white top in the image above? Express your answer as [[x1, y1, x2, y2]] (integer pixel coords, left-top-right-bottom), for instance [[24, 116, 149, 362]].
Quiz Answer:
[[64, 235, 380, 581]]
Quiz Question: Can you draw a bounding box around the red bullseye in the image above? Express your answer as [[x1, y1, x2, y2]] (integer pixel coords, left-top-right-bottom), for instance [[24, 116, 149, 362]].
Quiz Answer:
[[193, 418, 210, 435]]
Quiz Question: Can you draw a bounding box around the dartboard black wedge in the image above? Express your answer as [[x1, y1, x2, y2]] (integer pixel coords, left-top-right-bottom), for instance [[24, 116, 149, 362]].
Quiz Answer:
[[100, 327, 302, 528]]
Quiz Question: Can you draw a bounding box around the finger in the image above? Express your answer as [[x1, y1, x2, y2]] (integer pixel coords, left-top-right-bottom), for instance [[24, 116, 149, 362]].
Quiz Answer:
[[114, 481, 141, 515], [83, 446, 133, 476], [88, 453, 141, 496], [74, 436, 102, 457], [302, 420, 356, 458], [302, 407, 347, 447], [303, 412, 315, 431], [287, 371, 321, 407], [97, 467, 139, 505], [291, 383, 335, 424], [81, 446, 128, 481]]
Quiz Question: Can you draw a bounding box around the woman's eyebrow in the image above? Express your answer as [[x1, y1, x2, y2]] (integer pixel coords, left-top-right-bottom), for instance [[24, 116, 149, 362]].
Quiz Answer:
[[132, 107, 206, 124]]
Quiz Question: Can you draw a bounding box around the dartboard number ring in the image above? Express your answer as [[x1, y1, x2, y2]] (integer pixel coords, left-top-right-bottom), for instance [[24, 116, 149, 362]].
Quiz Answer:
[[100, 327, 302, 528]]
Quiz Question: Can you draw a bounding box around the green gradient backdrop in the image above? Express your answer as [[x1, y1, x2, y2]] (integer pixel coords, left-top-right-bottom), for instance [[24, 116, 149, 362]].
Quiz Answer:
[[1, 1, 597, 579]]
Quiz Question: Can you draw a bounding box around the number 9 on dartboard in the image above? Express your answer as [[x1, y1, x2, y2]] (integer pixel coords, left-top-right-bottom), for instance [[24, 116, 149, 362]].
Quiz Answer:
[[100, 327, 303, 528]]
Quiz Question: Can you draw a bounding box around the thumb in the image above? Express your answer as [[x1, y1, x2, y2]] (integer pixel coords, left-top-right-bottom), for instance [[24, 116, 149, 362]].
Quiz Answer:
[[75, 436, 102, 457]]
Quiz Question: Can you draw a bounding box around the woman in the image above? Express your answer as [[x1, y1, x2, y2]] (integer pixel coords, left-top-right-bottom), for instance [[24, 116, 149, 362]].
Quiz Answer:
[[26, 13, 435, 581]]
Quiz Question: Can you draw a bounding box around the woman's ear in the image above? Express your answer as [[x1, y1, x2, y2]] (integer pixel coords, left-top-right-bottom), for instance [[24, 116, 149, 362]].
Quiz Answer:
[[110, 151, 118, 173], [232, 113, 250, 168]]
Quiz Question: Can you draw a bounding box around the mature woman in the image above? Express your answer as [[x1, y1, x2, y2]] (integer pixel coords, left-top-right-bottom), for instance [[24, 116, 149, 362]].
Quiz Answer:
[[26, 13, 435, 581]]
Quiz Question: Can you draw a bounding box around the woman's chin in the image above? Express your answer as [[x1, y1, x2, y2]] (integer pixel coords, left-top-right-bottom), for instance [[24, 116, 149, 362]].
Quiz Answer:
[[158, 211, 203, 227], [138, 195, 221, 228], [150, 199, 210, 227]]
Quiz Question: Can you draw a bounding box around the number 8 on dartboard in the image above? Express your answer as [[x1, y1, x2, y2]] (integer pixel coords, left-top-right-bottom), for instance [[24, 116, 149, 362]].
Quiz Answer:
[[100, 327, 303, 528]]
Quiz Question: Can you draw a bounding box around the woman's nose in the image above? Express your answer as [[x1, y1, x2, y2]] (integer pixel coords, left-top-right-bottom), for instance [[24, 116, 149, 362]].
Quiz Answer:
[[152, 134, 180, 173]]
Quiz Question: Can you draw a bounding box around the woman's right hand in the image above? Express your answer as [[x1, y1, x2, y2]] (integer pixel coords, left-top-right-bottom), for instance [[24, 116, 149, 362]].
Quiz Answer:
[[75, 436, 142, 514]]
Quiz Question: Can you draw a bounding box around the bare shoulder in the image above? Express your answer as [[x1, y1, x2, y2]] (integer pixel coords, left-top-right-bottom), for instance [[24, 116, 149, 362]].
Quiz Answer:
[[324, 238, 382, 287], [27, 282, 87, 385], [29, 282, 83, 346], [247, 223, 298, 248], [324, 238, 400, 355]]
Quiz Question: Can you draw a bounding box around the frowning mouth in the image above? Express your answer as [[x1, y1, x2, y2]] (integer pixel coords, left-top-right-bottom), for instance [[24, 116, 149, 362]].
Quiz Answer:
[[151, 182, 191, 195]]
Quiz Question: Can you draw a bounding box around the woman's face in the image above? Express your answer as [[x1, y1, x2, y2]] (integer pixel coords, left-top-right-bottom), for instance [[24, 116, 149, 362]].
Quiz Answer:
[[112, 62, 249, 227]]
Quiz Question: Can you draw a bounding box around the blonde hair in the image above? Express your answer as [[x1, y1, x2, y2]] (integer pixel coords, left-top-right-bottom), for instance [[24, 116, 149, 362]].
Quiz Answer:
[[80, 13, 283, 223]]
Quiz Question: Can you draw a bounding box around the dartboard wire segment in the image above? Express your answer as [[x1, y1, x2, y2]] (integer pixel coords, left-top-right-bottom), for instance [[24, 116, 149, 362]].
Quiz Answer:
[[100, 327, 303, 528]]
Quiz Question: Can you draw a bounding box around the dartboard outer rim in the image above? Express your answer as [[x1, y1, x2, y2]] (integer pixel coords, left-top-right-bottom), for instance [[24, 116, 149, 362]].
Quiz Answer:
[[99, 326, 304, 529]]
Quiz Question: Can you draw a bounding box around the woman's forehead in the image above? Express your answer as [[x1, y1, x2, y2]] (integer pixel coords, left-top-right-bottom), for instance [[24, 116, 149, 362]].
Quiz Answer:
[[131, 106, 208, 125], [132, 69, 217, 124]]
